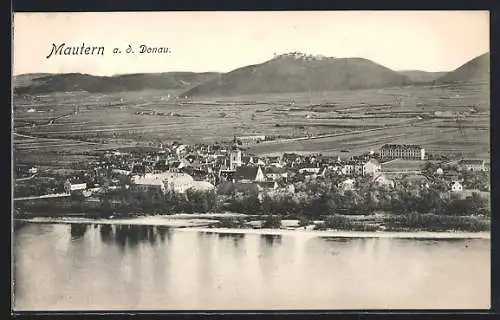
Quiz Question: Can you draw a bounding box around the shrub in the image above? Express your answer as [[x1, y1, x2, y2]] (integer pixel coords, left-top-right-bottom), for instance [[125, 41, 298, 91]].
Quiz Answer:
[[262, 215, 282, 229]]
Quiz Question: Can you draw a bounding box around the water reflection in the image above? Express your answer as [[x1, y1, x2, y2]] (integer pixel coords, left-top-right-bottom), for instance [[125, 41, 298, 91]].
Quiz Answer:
[[197, 231, 215, 290], [70, 224, 88, 240], [13, 223, 491, 310], [100, 224, 112, 242], [96, 224, 173, 250], [217, 233, 246, 249], [157, 226, 171, 242], [13, 220, 27, 232], [261, 234, 282, 247]]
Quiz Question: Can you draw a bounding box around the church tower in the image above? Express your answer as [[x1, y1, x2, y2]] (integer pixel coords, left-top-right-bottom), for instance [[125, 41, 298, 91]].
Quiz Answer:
[[229, 148, 242, 170]]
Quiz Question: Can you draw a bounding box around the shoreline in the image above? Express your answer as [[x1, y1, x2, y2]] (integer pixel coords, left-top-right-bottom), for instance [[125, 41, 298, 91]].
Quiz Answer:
[[183, 227, 491, 239], [14, 216, 491, 239]]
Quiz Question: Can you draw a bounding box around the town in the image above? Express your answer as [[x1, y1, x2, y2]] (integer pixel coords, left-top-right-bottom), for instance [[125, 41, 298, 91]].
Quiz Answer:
[[14, 134, 491, 228]]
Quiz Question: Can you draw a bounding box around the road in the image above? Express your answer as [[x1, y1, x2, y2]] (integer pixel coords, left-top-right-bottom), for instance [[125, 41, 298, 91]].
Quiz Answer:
[[13, 132, 133, 150], [257, 121, 421, 146], [15, 174, 37, 182], [13, 193, 71, 201]]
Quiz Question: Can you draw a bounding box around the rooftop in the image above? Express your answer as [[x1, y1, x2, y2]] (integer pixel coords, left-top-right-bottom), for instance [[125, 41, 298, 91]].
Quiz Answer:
[[234, 166, 261, 180], [459, 159, 485, 165], [381, 144, 423, 150]]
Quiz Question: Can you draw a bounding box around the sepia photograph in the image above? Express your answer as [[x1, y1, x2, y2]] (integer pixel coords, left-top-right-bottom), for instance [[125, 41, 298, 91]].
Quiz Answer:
[[12, 11, 490, 311]]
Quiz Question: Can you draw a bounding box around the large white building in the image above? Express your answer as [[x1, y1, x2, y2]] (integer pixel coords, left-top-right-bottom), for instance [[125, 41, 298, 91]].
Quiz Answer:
[[380, 144, 425, 160], [457, 159, 486, 172], [131, 172, 214, 194], [236, 135, 266, 145], [341, 159, 381, 176], [64, 180, 87, 194]]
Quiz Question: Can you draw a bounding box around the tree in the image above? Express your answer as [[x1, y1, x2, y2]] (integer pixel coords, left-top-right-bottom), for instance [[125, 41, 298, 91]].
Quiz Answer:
[[262, 214, 281, 229], [186, 189, 217, 213]]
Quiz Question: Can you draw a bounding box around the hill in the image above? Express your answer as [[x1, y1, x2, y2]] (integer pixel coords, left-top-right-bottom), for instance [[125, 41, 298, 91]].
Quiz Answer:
[[12, 73, 55, 88], [182, 53, 412, 97], [433, 52, 489, 84], [398, 70, 446, 83], [13, 72, 220, 95]]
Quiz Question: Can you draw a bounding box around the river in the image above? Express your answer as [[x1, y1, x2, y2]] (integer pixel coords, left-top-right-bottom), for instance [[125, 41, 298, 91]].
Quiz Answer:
[[12, 222, 490, 310]]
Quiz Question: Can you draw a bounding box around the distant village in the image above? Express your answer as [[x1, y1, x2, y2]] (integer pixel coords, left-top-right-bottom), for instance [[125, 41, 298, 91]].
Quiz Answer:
[[15, 134, 490, 211]]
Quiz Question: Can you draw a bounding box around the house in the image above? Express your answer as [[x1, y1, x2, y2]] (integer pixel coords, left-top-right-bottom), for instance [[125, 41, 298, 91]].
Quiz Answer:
[[234, 166, 266, 183], [187, 181, 215, 193], [402, 174, 430, 189], [363, 159, 381, 176], [112, 168, 132, 175], [265, 167, 289, 181], [339, 178, 356, 191], [188, 168, 210, 181], [131, 164, 147, 175], [236, 135, 266, 145], [457, 159, 486, 172], [266, 156, 281, 165], [254, 157, 266, 166], [380, 144, 425, 160], [282, 153, 303, 166], [171, 159, 191, 170], [436, 168, 444, 175], [28, 166, 38, 174], [175, 144, 188, 155], [299, 167, 321, 175], [217, 181, 260, 196], [185, 154, 200, 163], [219, 169, 236, 183], [64, 180, 87, 194], [450, 181, 463, 192], [282, 183, 295, 194], [152, 161, 169, 173], [256, 181, 279, 191], [131, 173, 169, 193], [372, 174, 395, 188], [241, 155, 254, 165], [341, 162, 363, 176], [131, 172, 203, 194]]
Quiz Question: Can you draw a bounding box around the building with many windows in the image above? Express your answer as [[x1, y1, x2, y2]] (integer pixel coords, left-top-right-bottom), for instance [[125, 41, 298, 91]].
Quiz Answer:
[[380, 144, 425, 160], [457, 159, 486, 172]]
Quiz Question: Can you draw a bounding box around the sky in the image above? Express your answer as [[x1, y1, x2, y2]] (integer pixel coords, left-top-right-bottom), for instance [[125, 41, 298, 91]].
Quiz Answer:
[[12, 11, 489, 76]]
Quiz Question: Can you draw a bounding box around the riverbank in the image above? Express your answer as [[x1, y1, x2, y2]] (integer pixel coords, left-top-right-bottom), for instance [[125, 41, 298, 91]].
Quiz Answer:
[[185, 227, 491, 240], [14, 215, 491, 239]]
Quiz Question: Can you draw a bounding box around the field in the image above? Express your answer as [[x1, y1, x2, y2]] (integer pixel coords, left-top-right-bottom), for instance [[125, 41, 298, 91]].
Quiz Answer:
[[13, 82, 490, 168]]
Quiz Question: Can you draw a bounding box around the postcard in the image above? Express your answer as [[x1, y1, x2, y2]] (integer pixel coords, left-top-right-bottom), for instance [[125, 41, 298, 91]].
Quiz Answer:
[[12, 11, 490, 311]]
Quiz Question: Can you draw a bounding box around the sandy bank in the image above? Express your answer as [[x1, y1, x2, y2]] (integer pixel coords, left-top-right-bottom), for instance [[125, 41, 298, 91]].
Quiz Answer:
[[15, 216, 215, 227], [15, 216, 490, 239], [182, 227, 490, 239]]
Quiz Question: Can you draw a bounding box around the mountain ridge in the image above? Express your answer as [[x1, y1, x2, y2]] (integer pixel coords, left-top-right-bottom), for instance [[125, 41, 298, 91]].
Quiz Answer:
[[13, 52, 489, 96], [181, 53, 413, 97], [13, 72, 221, 95], [433, 52, 489, 84]]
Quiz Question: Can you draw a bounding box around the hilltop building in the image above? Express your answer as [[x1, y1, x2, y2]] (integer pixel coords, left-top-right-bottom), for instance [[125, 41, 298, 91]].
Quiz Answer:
[[380, 144, 425, 160]]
